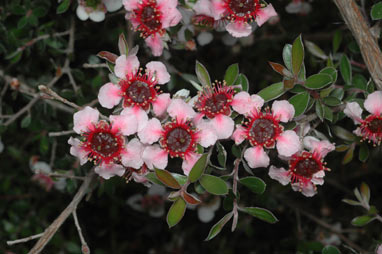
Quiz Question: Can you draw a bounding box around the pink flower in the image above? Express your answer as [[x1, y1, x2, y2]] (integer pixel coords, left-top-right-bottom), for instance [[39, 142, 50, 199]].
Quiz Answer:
[[285, 0, 312, 15], [76, 0, 122, 22], [192, 0, 217, 28], [138, 99, 217, 175], [98, 56, 171, 129], [232, 100, 300, 169], [68, 107, 138, 179], [211, 0, 277, 37], [123, 0, 182, 56], [268, 136, 335, 197], [344, 91, 382, 146]]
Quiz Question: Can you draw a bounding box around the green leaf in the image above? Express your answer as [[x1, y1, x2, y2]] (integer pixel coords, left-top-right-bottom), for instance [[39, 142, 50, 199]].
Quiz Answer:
[[188, 153, 208, 183], [359, 144, 369, 162], [353, 74, 367, 91], [282, 44, 293, 71], [330, 88, 344, 100], [371, 2, 382, 20], [57, 0, 71, 14], [241, 207, 278, 224], [118, 33, 129, 55], [258, 82, 285, 102], [195, 60, 211, 87], [11, 5, 26, 15], [172, 173, 188, 186], [268, 62, 292, 77], [322, 97, 341, 106], [21, 115, 31, 128], [360, 182, 370, 204], [319, 67, 337, 84], [236, 73, 249, 92], [323, 105, 333, 122], [332, 126, 356, 141], [342, 144, 355, 164], [33, 7, 47, 17], [167, 198, 186, 228], [292, 35, 304, 76], [155, 169, 181, 189], [305, 40, 327, 60], [322, 245, 341, 254], [305, 74, 332, 90], [224, 63, 239, 86], [145, 172, 165, 186], [239, 177, 266, 195], [199, 174, 228, 195], [332, 30, 342, 53], [288, 92, 310, 117], [17, 16, 28, 29], [205, 212, 233, 241], [351, 215, 374, 227], [315, 100, 324, 121], [216, 142, 227, 168], [342, 199, 361, 206], [340, 54, 352, 85]]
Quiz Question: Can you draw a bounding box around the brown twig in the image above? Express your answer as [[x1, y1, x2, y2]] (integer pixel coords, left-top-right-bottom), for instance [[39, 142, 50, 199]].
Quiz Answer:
[[39, 85, 82, 110], [82, 63, 108, 69], [3, 96, 40, 127], [7, 233, 44, 246], [48, 130, 76, 137], [72, 210, 90, 254], [27, 169, 96, 254]]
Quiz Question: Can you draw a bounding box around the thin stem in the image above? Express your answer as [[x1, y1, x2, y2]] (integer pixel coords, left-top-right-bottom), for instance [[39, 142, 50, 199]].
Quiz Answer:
[[39, 85, 82, 110], [3, 96, 40, 127], [7, 233, 44, 246], [49, 130, 75, 137], [72, 210, 90, 254]]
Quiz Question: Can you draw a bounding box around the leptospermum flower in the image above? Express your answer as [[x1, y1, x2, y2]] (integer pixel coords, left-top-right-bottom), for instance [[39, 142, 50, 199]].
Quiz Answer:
[[68, 106, 138, 179], [138, 99, 218, 175], [76, 0, 123, 22], [98, 54, 171, 131], [268, 136, 335, 197], [123, 0, 182, 56], [232, 100, 300, 168], [194, 82, 264, 139], [211, 0, 277, 37], [344, 91, 382, 146]]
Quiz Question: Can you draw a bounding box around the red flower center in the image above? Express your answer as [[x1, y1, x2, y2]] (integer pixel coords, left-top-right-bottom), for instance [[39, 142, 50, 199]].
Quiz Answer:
[[134, 0, 163, 38], [360, 115, 382, 145], [160, 121, 197, 158], [119, 71, 159, 110], [81, 121, 124, 164], [288, 151, 326, 184], [225, 0, 260, 22], [245, 111, 283, 148], [195, 82, 234, 118]]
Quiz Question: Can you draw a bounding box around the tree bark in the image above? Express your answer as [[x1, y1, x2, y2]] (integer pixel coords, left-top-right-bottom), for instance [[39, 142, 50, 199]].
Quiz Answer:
[[333, 0, 382, 90]]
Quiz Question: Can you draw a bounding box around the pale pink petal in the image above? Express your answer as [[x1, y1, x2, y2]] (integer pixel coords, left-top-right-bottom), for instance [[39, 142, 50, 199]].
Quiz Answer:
[[196, 119, 218, 147], [210, 114, 234, 139], [232, 125, 247, 145], [110, 114, 137, 136], [376, 244, 382, 254], [353, 127, 362, 137], [138, 118, 163, 144], [160, 6, 182, 28], [226, 22, 252, 38], [89, 11, 106, 22], [211, 0, 226, 19], [95, 163, 125, 179], [98, 82, 122, 109], [193, 0, 214, 16], [276, 130, 301, 157], [256, 4, 278, 27], [231, 92, 264, 115], [292, 182, 317, 197], [76, 6, 89, 21], [182, 152, 202, 175], [152, 93, 171, 116], [268, 165, 290, 185], [167, 98, 196, 122], [121, 106, 148, 131], [121, 138, 144, 169], [344, 102, 363, 124], [364, 91, 382, 115], [73, 106, 99, 134], [303, 136, 335, 158], [68, 137, 88, 165], [146, 61, 170, 84], [123, 0, 139, 11], [103, 0, 122, 12], [114, 55, 140, 79], [142, 145, 168, 169], [311, 176, 324, 186], [272, 100, 295, 122], [145, 34, 164, 57], [244, 146, 270, 169]]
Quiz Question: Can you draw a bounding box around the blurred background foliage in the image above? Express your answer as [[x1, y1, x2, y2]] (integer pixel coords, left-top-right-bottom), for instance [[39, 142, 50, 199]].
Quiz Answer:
[[1, 0, 382, 253]]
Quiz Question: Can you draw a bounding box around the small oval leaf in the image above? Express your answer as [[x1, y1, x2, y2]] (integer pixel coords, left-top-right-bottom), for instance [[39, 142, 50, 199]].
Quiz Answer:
[[239, 177, 266, 195], [195, 60, 211, 87], [241, 207, 278, 224], [340, 54, 352, 85], [305, 74, 332, 90], [167, 198, 187, 228], [351, 215, 374, 227], [258, 82, 285, 102], [288, 92, 310, 117], [322, 245, 341, 254], [155, 169, 181, 189], [205, 212, 233, 241], [188, 153, 208, 183], [199, 174, 228, 195], [182, 191, 201, 205], [292, 35, 304, 75], [224, 63, 239, 86]]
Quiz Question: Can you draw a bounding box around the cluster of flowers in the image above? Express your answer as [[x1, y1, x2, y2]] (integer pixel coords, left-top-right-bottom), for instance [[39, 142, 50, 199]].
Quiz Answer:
[[67, 46, 342, 197]]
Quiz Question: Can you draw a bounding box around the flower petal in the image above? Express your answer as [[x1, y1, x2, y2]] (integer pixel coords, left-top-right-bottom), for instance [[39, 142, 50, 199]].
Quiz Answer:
[[244, 146, 270, 169], [344, 102, 363, 124], [121, 138, 144, 169], [182, 152, 202, 175], [110, 114, 138, 136], [114, 54, 139, 79], [121, 106, 148, 131], [226, 22, 252, 38], [142, 145, 168, 169], [196, 120, 218, 147], [303, 136, 335, 158], [231, 92, 264, 115], [89, 11, 106, 22], [76, 6, 89, 21], [73, 106, 99, 134], [232, 125, 247, 145], [210, 114, 234, 139], [145, 34, 164, 57], [364, 91, 382, 116], [103, 0, 122, 12], [122, 0, 139, 11], [193, 0, 214, 16], [138, 118, 163, 144], [98, 82, 122, 109], [272, 100, 295, 122], [292, 182, 317, 197], [152, 93, 171, 116], [167, 98, 196, 122], [276, 130, 301, 157], [146, 61, 170, 84], [256, 4, 278, 27], [268, 165, 290, 186], [95, 163, 125, 179], [68, 137, 88, 165]]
